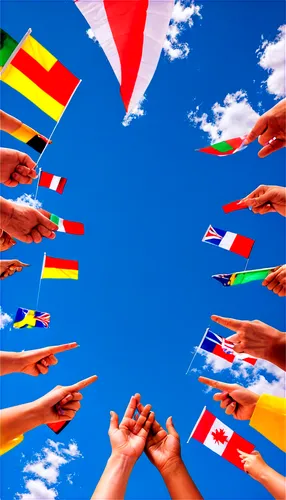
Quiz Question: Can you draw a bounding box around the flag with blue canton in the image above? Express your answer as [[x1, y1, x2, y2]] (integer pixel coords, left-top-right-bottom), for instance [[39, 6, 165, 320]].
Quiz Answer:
[[200, 329, 235, 363], [202, 226, 226, 245], [13, 308, 50, 329]]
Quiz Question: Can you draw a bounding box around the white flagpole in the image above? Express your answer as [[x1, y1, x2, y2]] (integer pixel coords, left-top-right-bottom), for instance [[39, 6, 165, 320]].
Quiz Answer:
[[35, 252, 46, 308], [187, 406, 206, 444], [243, 258, 249, 271], [185, 328, 209, 375], [0, 28, 32, 77]]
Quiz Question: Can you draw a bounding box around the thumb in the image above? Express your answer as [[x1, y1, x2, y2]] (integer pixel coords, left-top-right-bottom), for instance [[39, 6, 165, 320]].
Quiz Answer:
[[251, 450, 260, 457], [166, 416, 180, 439], [108, 411, 119, 434], [245, 115, 267, 144], [18, 152, 36, 171]]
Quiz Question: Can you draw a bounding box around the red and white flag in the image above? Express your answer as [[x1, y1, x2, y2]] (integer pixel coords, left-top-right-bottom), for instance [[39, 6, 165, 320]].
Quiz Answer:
[[188, 407, 254, 470], [39, 171, 67, 194]]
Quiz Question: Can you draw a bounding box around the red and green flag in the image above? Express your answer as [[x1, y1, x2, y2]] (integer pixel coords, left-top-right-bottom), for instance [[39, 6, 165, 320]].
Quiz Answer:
[[198, 136, 247, 157], [50, 214, 84, 236]]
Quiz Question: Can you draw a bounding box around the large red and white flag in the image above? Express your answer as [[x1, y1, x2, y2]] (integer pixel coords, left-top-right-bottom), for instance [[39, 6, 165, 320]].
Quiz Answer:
[[75, 0, 174, 113], [188, 407, 254, 470]]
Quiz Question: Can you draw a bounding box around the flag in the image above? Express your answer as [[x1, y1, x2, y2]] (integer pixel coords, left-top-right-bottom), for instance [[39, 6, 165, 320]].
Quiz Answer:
[[39, 171, 67, 194], [47, 421, 70, 434], [197, 136, 247, 156], [200, 328, 256, 366], [188, 407, 255, 470], [10, 122, 50, 153], [222, 200, 248, 214], [212, 267, 275, 287], [0, 29, 80, 121], [50, 214, 84, 236], [42, 255, 79, 280], [202, 225, 254, 259], [13, 307, 50, 328]]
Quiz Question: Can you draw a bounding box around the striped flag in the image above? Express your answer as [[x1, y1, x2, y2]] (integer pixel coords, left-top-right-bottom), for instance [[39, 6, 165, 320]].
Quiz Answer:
[[39, 171, 67, 194], [202, 225, 255, 259], [199, 328, 257, 366], [42, 255, 79, 280], [197, 136, 247, 156], [50, 214, 84, 235]]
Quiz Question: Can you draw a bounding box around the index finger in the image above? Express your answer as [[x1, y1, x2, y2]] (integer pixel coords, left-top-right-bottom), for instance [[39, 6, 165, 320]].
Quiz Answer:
[[33, 342, 79, 359], [123, 394, 140, 419], [244, 115, 268, 144], [67, 375, 98, 392], [12, 260, 29, 267], [211, 315, 244, 332], [198, 376, 235, 392]]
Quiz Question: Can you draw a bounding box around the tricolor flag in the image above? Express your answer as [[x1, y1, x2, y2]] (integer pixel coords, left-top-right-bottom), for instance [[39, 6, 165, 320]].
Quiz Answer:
[[199, 328, 256, 366], [7, 121, 51, 153], [0, 29, 80, 121], [212, 267, 275, 287], [50, 214, 84, 236], [41, 255, 79, 280], [197, 136, 247, 157], [188, 407, 255, 470], [47, 421, 70, 434], [222, 200, 248, 214], [202, 225, 255, 259], [13, 307, 50, 329], [39, 171, 67, 194]]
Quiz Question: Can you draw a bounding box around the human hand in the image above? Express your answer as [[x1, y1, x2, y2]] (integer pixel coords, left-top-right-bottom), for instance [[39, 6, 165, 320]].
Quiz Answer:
[[238, 450, 270, 481], [0, 148, 37, 187], [35, 375, 97, 424], [1, 198, 57, 244], [137, 401, 181, 474], [262, 265, 286, 297], [211, 314, 283, 362], [14, 342, 79, 376], [245, 99, 286, 157], [0, 231, 16, 251], [198, 377, 259, 420], [241, 185, 286, 217], [108, 394, 155, 463], [0, 259, 29, 280]]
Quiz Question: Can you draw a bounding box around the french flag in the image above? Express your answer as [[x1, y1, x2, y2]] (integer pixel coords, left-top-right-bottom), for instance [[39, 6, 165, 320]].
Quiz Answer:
[[188, 408, 255, 470], [202, 225, 255, 259]]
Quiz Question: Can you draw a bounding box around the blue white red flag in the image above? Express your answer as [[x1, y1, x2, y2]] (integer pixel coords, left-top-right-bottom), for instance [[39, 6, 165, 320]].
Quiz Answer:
[[199, 329, 256, 366], [202, 225, 254, 259]]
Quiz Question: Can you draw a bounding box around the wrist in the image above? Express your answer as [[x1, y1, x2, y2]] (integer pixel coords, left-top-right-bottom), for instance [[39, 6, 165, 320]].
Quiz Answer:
[[267, 331, 286, 366], [0, 197, 14, 230], [110, 452, 136, 469], [256, 464, 273, 485], [159, 457, 184, 478]]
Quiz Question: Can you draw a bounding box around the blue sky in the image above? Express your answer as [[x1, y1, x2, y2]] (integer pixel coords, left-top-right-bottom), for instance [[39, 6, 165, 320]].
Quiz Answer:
[[0, 1, 285, 499]]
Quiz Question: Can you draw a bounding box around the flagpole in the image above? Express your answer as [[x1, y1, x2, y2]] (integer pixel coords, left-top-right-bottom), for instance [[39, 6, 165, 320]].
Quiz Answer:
[[35, 252, 46, 308], [34, 167, 41, 201], [243, 258, 249, 271], [0, 28, 32, 77], [187, 406, 206, 444], [185, 328, 209, 375]]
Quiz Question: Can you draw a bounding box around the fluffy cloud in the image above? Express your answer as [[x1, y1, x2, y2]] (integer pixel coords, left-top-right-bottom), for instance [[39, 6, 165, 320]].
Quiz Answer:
[[122, 97, 146, 127], [16, 440, 82, 500], [0, 307, 13, 330], [10, 193, 42, 209], [257, 25, 286, 99], [188, 90, 260, 143], [164, 1, 202, 61]]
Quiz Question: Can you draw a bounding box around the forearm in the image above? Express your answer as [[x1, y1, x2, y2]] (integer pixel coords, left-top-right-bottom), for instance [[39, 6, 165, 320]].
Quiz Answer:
[[0, 401, 43, 446], [91, 454, 135, 500], [259, 465, 286, 500], [0, 110, 22, 133], [160, 459, 203, 500], [0, 197, 14, 231], [0, 351, 21, 376], [267, 333, 286, 371]]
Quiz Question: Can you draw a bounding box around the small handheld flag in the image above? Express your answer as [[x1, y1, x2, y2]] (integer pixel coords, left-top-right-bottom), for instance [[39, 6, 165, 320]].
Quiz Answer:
[[187, 407, 255, 470], [50, 214, 84, 235], [39, 171, 67, 194], [222, 200, 248, 214], [197, 136, 247, 157], [13, 307, 50, 328], [202, 225, 255, 259], [41, 255, 79, 280], [212, 267, 275, 287], [47, 421, 70, 434], [4, 120, 51, 153], [200, 328, 256, 366]]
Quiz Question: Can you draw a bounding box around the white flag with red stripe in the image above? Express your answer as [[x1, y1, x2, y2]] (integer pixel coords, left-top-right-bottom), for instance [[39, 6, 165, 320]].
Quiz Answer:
[[75, 0, 174, 112]]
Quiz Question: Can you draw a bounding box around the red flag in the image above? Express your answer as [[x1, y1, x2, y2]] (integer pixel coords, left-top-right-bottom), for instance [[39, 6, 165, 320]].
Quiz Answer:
[[47, 421, 70, 434], [223, 200, 248, 214]]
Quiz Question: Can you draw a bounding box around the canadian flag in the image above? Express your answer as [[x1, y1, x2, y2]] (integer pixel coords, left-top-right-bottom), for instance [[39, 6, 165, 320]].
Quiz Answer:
[[188, 407, 254, 470]]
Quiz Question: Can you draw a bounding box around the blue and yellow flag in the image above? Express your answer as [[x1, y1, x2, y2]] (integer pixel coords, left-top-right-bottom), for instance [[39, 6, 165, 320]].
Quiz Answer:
[[13, 308, 50, 329]]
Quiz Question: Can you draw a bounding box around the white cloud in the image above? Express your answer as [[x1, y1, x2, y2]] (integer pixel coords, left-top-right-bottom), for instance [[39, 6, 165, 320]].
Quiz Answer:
[[122, 96, 146, 127], [257, 25, 286, 99], [16, 440, 82, 500], [0, 307, 13, 330], [86, 28, 96, 43], [10, 194, 42, 209], [164, 1, 202, 61], [188, 90, 260, 143]]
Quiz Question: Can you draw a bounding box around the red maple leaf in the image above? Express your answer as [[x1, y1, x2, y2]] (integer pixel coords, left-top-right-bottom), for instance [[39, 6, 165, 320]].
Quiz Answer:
[[211, 428, 229, 445]]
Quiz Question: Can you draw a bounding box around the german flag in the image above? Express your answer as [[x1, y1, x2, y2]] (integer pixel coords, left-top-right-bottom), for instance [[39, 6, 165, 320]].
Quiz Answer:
[[42, 255, 79, 280], [10, 122, 51, 153], [0, 29, 80, 121]]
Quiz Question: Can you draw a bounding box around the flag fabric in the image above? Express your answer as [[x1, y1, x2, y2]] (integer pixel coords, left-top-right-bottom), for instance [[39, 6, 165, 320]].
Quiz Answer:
[[189, 407, 255, 470], [75, 0, 173, 113], [197, 136, 247, 156], [222, 200, 248, 214], [39, 171, 67, 194], [42, 255, 79, 280], [200, 328, 256, 366], [0, 29, 80, 121], [0, 29, 18, 68], [212, 267, 275, 287], [9, 122, 50, 153], [50, 214, 84, 235], [47, 421, 70, 434], [13, 307, 50, 328], [202, 225, 255, 259]]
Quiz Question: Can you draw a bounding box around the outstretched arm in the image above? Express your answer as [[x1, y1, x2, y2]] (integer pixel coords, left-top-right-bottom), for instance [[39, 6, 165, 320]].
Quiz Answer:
[[0, 110, 22, 133], [160, 458, 203, 500]]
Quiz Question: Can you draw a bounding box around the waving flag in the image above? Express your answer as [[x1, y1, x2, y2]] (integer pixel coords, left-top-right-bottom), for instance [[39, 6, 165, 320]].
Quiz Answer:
[[202, 225, 255, 259], [188, 407, 254, 470], [42, 255, 79, 280], [212, 267, 275, 287], [39, 171, 67, 194], [199, 328, 256, 366], [47, 422, 70, 434], [13, 307, 50, 328], [197, 136, 247, 157], [50, 214, 84, 235], [222, 200, 248, 214], [75, 0, 174, 112], [3, 117, 51, 153], [0, 29, 80, 121]]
